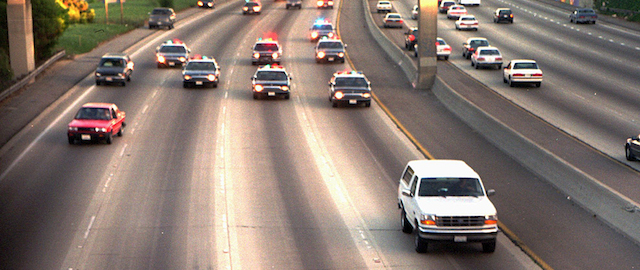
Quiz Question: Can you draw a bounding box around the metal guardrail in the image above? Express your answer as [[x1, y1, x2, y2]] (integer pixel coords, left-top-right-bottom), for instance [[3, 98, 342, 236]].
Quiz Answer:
[[0, 50, 66, 102]]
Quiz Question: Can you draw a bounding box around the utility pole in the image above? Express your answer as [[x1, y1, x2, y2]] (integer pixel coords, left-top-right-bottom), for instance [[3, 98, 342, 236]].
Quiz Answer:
[[7, 0, 35, 80]]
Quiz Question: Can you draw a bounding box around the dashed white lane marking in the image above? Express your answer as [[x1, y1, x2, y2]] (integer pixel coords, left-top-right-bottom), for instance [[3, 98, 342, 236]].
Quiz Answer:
[[83, 216, 96, 239]]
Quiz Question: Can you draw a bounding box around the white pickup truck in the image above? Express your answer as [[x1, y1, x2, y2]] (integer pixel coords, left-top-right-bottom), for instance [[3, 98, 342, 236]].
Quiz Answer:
[[397, 160, 498, 253]]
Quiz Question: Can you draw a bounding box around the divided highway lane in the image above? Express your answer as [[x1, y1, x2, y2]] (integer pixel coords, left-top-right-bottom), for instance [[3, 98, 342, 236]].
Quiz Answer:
[[366, 0, 640, 269], [0, 1, 540, 270]]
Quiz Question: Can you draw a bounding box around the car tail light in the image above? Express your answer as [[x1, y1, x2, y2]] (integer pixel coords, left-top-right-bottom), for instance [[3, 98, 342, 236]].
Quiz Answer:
[[469, 48, 475, 52], [207, 74, 216, 81], [477, 57, 485, 61], [532, 73, 543, 77], [253, 6, 261, 12], [496, 57, 502, 61], [334, 91, 344, 99], [444, 47, 451, 51], [317, 51, 325, 58], [409, 35, 415, 42], [328, 0, 333, 5], [272, 52, 279, 59], [510, 14, 513, 18], [254, 85, 264, 92], [398, 20, 403, 23], [243, 6, 249, 11], [157, 55, 165, 63], [311, 32, 319, 39], [253, 52, 260, 59], [513, 73, 525, 77]]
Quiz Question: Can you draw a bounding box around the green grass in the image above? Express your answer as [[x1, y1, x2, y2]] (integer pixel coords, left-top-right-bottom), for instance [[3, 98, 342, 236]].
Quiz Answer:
[[56, 0, 194, 55]]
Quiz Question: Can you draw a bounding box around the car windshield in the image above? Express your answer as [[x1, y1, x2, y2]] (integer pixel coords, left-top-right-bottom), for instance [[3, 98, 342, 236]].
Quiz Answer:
[[514, 62, 539, 69], [461, 17, 475, 21], [443, 2, 454, 7], [418, 177, 483, 197], [335, 77, 368, 87], [99, 58, 125, 67], [317, 41, 343, 49], [256, 71, 287, 80], [186, 62, 217, 70], [254, 43, 279, 51], [578, 9, 595, 14], [480, 49, 500, 55], [160, 46, 187, 53], [437, 39, 447, 45], [470, 40, 489, 47], [388, 14, 401, 19], [499, 10, 511, 15], [312, 24, 333, 31], [151, 9, 171, 15], [75, 107, 111, 120], [245, 2, 259, 7], [379, 1, 390, 5]]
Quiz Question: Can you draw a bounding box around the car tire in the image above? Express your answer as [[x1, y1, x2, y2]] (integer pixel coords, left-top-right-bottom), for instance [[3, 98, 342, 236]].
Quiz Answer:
[[68, 137, 75, 145], [482, 240, 496, 253], [415, 232, 428, 253], [503, 76, 508, 83], [535, 82, 541, 88], [157, 63, 163, 68], [626, 145, 636, 161], [253, 93, 259, 99], [121, 81, 126, 87], [401, 209, 413, 233], [105, 134, 112, 144], [365, 101, 371, 107], [285, 94, 290, 100], [213, 82, 218, 88], [96, 81, 101, 86], [117, 126, 124, 137], [332, 101, 338, 107], [509, 78, 515, 87], [183, 82, 189, 88], [471, 61, 474, 67], [475, 63, 479, 69]]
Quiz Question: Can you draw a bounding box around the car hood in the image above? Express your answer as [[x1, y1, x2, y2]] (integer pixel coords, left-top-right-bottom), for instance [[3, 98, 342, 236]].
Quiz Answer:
[[334, 86, 370, 92], [96, 66, 125, 74], [157, 52, 187, 57], [415, 196, 496, 216], [317, 48, 344, 53], [69, 119, 111, 128]]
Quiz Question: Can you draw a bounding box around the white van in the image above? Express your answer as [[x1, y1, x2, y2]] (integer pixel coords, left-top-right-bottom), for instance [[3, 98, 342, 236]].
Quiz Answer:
[[397, 160, 498, 253]]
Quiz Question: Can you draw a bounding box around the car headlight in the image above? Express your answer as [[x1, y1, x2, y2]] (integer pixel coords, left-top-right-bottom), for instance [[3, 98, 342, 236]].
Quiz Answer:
[[68, 126, 78, 131], [179, 57, 186, 62], [184, 75, 191, 80], [338, 52, 344, 58], [419, 214, 436, 225], [253, 52, 260, 59], [253, 6, 261, 12], [198, 1, 203, 6], [484, 215, 498, 225], [95, 127, 107, 133], [157, 55, 165, 63], [362, 92, 371, 98], [334, 91, 344, 99], [95, 72, 101, 77], [317, 51, 325, 58], [281, 85, 289, 91], [317, 0, 323, 6], [311, 32, 319, 39], [243, 6, 249, 11], [254, 85, 263, 92], [272, 52, 279, 59], [207, 74, 216, 81], [118, 73, 124, 78], [327, 32, 334, 38]]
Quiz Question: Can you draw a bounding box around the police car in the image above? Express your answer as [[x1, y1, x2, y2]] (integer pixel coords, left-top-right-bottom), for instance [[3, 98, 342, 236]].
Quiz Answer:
[[251, 65, 292, 99], [182, 55, 221, 88], [251, 38, 282, 65], [309, 19, 336, 41], [156, 39, 191, 68], [328, 71, 372, 107], [315, 37, 346, 63]]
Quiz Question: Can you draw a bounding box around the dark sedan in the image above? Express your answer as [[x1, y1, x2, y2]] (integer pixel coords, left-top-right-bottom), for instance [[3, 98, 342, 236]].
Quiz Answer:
[[95, 53, 134, 86], [626, 135, 640, 161]]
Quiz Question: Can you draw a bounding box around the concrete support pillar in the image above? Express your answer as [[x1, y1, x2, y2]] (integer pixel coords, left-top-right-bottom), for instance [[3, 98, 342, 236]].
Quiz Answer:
[[7, 0, 35, 80], [416, 0, 437, 90]]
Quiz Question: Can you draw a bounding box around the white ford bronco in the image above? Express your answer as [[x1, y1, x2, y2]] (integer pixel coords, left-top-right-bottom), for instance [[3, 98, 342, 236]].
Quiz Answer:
[[397, 160, 498, 253]]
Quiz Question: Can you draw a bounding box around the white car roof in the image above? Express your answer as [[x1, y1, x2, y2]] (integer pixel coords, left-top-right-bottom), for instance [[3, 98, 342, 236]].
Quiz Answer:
[[511, 59, 537, 64], [407, 160, 481, 179], [459, 15, 476, 19]]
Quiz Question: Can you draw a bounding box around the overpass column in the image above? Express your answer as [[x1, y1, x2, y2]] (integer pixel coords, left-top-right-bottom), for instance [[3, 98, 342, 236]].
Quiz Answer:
[[7, 0, 35, 80], [416, 0, 437, 90]]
